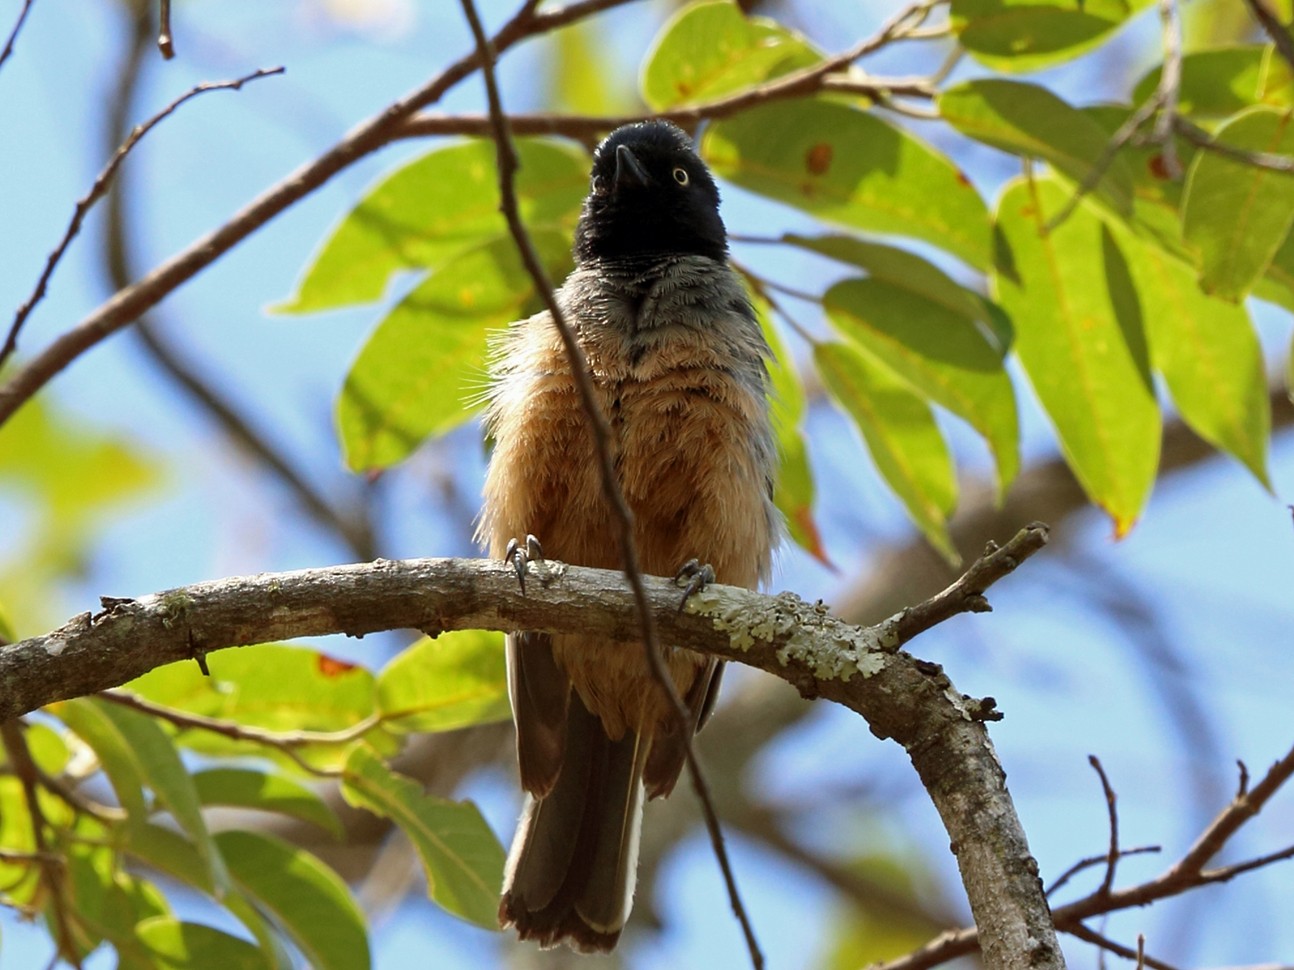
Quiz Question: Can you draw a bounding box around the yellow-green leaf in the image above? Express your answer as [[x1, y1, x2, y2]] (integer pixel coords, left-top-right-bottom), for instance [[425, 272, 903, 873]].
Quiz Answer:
[[703, 100, 991, 270], [342, 745, 505, 929], [752, 291, 829, 566], [814, 341, 957, 563], [377, 630, 510, 733], [216, 831, 369, 970], [1181, 106, 1294, 301], [993, 175, 1159, 534], [938, 79, 1135, 219], [1116, 231, 1271, 488], [136, 917, 271, 970], [951, 0, 1152, 72], [337, 229, 574, 472], [641, 0, 820, 111], [275, 140, 587, 314], [1134, 45, 1294, 118], [823, 277, 1020, 496], [193, 769, 344, 839]]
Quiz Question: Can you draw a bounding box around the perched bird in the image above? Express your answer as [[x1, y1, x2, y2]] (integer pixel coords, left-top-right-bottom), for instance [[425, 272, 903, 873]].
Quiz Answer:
[[478, 120, 778, 952]]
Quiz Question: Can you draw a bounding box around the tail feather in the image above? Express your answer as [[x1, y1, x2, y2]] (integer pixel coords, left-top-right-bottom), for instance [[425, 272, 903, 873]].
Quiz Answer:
[[500, 694, 648, 953]]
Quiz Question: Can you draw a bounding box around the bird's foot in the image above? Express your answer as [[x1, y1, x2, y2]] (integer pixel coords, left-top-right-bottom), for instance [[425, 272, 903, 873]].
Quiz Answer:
[[673, 558, 716, 613], [504, 534, 544, 594]]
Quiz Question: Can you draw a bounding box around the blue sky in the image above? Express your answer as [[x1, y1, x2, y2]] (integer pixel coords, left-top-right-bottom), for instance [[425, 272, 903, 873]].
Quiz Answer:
[[2, 1, 1293, 967]]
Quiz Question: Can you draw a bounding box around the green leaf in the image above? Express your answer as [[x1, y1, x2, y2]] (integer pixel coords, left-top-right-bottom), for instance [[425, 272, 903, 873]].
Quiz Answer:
[[951, 0, 1152, 72], [753, 293, 830, 566], [193, 769, 343, 838], [782, 233, 1013, 353], [126, 824, 290, 967], [813, 341, 957, 562], [1081, 105, 1197, 260], [137, 918, 271, 970], [1116, 231, 1271, 487], [703, 100, 991, 271], [641, 0, 820, 110], [823, 277, 1020, 496], [337, 229, 574, 472], [124, 644, 383, 773], [938, 79, 1135, 218], [1181, 106, 1294, 301], [0, 722, 70, 776], [1134, 45, 1294, 118], [93, 700, 231, 894], [342, 745, 505, 929], [377, 630, 510, 734], [993, 175, 1159, 534], [1258, 227, 1294, 310], [52, 698, 149, 824], [275, 140, 588, 314], [0, 778, 41, 905], [217, 830, 369, 970]]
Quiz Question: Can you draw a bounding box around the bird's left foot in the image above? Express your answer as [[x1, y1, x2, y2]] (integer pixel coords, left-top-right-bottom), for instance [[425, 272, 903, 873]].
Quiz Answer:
[[504, 534, 544, 594], [673, 559, 716, 613]]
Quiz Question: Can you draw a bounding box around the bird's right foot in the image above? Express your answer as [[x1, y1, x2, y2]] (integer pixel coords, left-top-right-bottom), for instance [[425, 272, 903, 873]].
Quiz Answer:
[[504, 534, 544, 594]]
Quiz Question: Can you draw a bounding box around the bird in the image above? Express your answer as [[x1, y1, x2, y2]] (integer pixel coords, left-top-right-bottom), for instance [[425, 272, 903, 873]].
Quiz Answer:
[[477, 119, 778, 952]]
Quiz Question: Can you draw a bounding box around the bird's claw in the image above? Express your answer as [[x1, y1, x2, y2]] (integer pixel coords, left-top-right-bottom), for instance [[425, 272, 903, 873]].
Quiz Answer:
[[504, 534, 544, 593], [673, 558, 716, 613]]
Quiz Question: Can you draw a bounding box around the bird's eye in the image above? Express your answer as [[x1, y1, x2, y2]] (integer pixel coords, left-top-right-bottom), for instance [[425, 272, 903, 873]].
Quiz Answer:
[[672, 166, 690, 186]]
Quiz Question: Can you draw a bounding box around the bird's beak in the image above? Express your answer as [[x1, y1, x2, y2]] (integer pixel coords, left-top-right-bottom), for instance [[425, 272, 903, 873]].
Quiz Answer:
[[614, 144, 649, 190]]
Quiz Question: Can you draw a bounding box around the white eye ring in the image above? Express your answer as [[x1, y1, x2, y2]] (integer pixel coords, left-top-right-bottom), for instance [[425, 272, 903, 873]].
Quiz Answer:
[[672, 166, 690, 186]]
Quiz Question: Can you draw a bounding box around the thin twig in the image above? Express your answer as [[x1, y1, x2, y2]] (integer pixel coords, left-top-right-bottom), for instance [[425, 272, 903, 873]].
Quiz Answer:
[[0, 65, 285, 372], [1151, 0, 1183, 179], [1046, 0, 1183, 231], [889, 523, 1049, 642], [0, 722, 78, 966], [872, 740, 1294, 970], [1044, 97, 1159, 232], [157, 0, 174, 58], [1174, 116, 1294, 173], [101, 5, 378, 562], [99, 689, 377, 750], [457, 0, 763, 962], [0, 0, 642, 428], [1089, 755, 1121, 897], [0, 0, 35, 73], [1046, 845, 1161, 897], [1243, 0, 1294, 73], [1067, 923, 1180, 970]]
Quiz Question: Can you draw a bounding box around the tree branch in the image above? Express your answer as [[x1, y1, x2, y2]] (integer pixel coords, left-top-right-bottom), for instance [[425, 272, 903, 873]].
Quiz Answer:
[[2, 526, 1062, 969], [0, 66, 284, 372], [0, 0, 642, 428], [0, 0, 35, 74]]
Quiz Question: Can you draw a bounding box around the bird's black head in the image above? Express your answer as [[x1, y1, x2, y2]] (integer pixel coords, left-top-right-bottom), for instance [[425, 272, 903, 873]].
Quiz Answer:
[[573, 121, 728, 265]]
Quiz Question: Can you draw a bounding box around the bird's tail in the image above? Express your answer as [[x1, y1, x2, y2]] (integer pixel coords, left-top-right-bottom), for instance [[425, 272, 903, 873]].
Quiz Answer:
[[499, 694, 648, 953]]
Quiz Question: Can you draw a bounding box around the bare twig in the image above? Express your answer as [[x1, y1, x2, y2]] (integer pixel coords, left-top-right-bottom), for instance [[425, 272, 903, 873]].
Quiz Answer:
[[457, 0, 763, 961], [888, 523, 1049, 642], [1088, 755, 1121, 897], [100, 6, 379, 562], [1174, 116, 1294, 173], [157, 0, 174, 58], [0, 722, 78, 965], [1046, 0, 1183, 230], [1067, 924, 1179, 970], [873, 741, 1294, 970], [1151, 0, 1183, 179], [0, 66, 285, 372], [99, 689, 378, 749], [1243, 0, 1294, 73], [0, 0, 35, 73], [0, 0, 642, 428], [1046, 846, 1161, 898]]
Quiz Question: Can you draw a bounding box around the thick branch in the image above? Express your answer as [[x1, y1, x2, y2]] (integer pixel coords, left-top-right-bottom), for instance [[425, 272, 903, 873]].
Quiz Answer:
[[3, 526, 1061, 969]]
